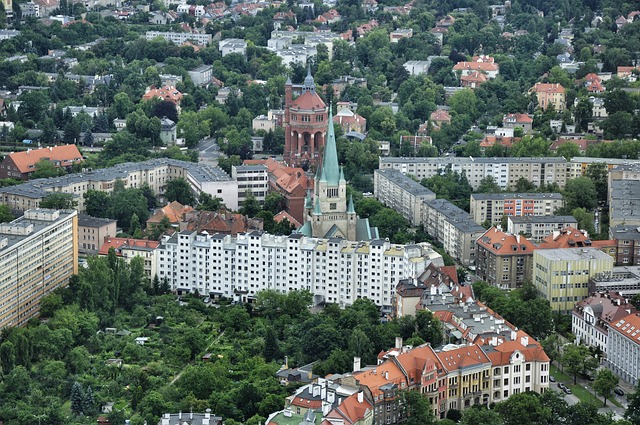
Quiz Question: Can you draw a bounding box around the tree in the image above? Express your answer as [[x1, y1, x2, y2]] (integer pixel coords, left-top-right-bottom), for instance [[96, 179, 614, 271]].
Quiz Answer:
[[415, 310, 443, 346], [560, 344, 593, 384], [0, 204, 14, 223], [31, 159, 64, 179], [0, 341, 16, 375], [593, 368, 618, 407], [625, 381, 640, 424], [476, 176, 502, 193], [402, 390, 436, 425], [241, 191, 261, 217], [165, 178, 195, 206], [40, 193, 77, 210], [562, 177, 597, 212], [70, 381, 83, 415], [198, 192, 223, 211], [495, 392, 550, 425], [555, 142, 580, 161], [571, 208, 595, 237], [82, 385, 96, 416], [460, 407, 502, 425], [84, 190, 110, 218], [263, 192, 286, 215]]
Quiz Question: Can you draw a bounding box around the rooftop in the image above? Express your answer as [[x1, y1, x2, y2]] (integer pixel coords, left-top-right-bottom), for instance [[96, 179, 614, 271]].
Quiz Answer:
[[508, 215, 577, 224], [374, 169, 435, 197], [535, 247, 613, 261], [0, 209, 77, 252]]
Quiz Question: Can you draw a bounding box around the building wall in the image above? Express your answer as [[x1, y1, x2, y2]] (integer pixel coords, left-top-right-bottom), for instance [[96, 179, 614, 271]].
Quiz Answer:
[[607, 325, 640, 385], [533, 250, 614, 313], [0, 209, 77, 328], [156, 232, 438, 309], [507, 217, 578, 242], [476, 246, 533, 289], [373, 169, 435, 226], [232, 166, 269, 206], [470, 195, 564, 225], [78, 220, 117, 255]]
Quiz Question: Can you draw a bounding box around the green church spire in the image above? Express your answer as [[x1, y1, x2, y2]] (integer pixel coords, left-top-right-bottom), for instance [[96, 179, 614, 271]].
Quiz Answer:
[[321, 106, 340, 186], [347, 193, 355, 214], [312, 195, 322, 215]]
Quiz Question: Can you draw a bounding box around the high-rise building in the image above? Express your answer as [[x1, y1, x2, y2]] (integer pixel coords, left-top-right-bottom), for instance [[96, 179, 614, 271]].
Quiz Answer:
[[0, 209, 78, 328]]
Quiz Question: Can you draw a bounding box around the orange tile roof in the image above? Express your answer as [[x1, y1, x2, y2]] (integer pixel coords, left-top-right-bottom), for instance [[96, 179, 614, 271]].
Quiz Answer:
[[453, 61, 499, 72], [530, 83, 565, 94], [354, 362, 405, 397], [326, 393, 372, 425], [98, 237, 160, 255], [435, 345, 491, 372], [142, 86, 183, 104], [274, 210, 301, 228], [290, 91, 326, 110], [538, 227, 614, 250], [147, 201, 194, 225], [485, 336, 550, 366], [7, 144, 83, 174], [477, 227, 537, 255], [439, 266, 458, 285], [461, 71, 488, 84], [290, 396, 322, 409], [503, 113, 533, 124], [611, 313, 640, 345], [430, 109, 451, 123]]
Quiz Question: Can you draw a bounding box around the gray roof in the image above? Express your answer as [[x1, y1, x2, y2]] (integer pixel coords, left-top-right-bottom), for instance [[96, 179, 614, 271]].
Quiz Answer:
[[375, 168, 435, 197], [77, 213, 117, 227], [381, 156, 567, 165], [426, 199, 485, 233], [610, 225, 640, 241], [1, 209, 76, 252], [233, 164, 267, 172], [471, 192, 563, 201], [610, 180, 640, 223], [157, 412, 222, 425], [535, 247, 612, 261], [508, 215, 577, 224]]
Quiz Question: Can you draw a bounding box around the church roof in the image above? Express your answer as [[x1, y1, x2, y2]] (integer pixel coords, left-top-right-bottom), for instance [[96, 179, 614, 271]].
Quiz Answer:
[[321, 107, 340, 186], [313, 195, 322, 215], [347, 194, 355, 214]]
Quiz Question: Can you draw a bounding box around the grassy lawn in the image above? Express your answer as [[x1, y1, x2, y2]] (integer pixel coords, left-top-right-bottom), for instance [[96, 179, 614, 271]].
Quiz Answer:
[[550, 364, 622, 408], [550, 364, 571, 382]]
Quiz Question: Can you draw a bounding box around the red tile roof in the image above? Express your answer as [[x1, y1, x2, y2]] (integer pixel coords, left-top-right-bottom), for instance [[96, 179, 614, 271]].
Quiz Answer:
[[503, 113, 533, 124], [6, 144, 83, 174], [290, 91, 326, 110], [147, 201, 194, 225], [538, 227, 615, 250], [435, 345, 492, 372], [99, 237, 160, 255], [477, 227, 537, 255], [430, 109, 451, 123], [325, 393, 372, 425], [274, 210, 301, 228], [453, 61, 499, 72], [530, 83, 565, 94], [142, 86, 183, 104], [611, 313, 640, 345]]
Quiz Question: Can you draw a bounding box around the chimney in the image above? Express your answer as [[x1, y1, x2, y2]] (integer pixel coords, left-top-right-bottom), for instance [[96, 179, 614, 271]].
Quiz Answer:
[[179, 412, 182, 420], [510, 330, 517, 340], [284, 355, 289, 369], [353, 356, 361, 372], [357, 392, 364, 403], [395, 336, 403, 348], [520, 336, 529, 346]]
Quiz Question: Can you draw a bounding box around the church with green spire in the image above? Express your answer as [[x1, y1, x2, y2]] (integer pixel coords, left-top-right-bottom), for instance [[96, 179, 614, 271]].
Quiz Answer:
[[298, 108, 379, 241]]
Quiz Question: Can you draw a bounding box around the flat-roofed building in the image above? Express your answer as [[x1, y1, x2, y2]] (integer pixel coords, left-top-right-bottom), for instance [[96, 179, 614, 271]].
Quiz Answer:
[[533, 248, 614, 313], [232, 164, 269, 206], [374, 169, 435, 226], [507, 215, 578, 242], [77, 214, 117, 255], [0, 209, 77, 327], [610, 180, 640, 228]]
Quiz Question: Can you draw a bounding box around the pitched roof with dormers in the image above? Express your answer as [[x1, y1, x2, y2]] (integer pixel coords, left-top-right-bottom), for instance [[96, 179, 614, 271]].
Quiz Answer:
[[611, 313, 640, 345], [538, 226, 615, 250], [483, 336, 550, 366], [147, 201, 194, 225], [353, 362, 405, 397], [142, 86, 183, 104], [99, 237, 160, 255], [435, 345, 492, 372], [325, 393, 371, 425], [453, 61, 499, 73], [430, 109, 451, 123], [477, 227, 537, 256], [4, 144, 83, 174], [503, 113, 533, 124], [529, 83, 565, 94]]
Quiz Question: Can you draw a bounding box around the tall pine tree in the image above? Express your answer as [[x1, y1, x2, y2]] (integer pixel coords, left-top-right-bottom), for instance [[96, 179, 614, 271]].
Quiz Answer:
[[70, 381, 84, 415]]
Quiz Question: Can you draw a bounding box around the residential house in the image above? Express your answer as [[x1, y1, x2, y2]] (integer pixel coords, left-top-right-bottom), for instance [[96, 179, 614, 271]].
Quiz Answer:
[[333, 106, 366, 134], [157, 412, 222, 425], [453, 56, 499, 79], [430, 109, 451, 129], [529, 83, 566, 112], [0, 145, 83, 180], [77, 214, 117, 255], [507, 215, 578, 242], [218, 38, 247, 57], [142, 86, 183, 110], [160, 117, 177, 145], [187, 65, 213, 87], [99, 237, 160, 279], [182, 208, 261, 236], [502, 113, 533, 134], [460, 71, 488, 89], [390, 28, 413, 43], [147, 201, 194, 229]]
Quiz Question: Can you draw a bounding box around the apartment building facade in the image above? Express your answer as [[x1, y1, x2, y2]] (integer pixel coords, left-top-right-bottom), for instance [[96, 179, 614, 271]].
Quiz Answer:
[[77, 214, 117, 255], [507, 215, 578, 242], [0, 158, 238, 212], [421, 199, 486, 266], [529, 83, 566, 111], [99, 237, 160, 279], [609, 225, 640, 266], [470, 193, 564, 226], [476, 228, 537, 289], [232, 164, 269, 206], [145, 31, 212, 46], [607, 312, 640, 385], [378, 157, 568, 190], [155, 231, 442, 310], [0, 209, 78, 328], [533, 248, 614, 313], [609, 180, 640, 228], [373, 169, 435, 226]]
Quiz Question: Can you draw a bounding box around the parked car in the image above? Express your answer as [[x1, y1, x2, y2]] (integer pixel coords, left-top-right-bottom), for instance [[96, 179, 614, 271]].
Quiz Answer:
[[549, 376, 556, 382], [558, 382, 565, 389], [614, 388, 625, 396], [563, 387, 572, 394]]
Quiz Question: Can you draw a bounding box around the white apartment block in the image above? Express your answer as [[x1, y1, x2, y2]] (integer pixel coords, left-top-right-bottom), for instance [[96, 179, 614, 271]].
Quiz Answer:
[[470, 193, 564, 226], [374, 169, 435, 226], [379, 157, 568, 190], [507, 215, 578, 242], [0, 209, 77, 328], [232, 164, 269, 206], [155, 231, 442, 310], [218, 38, 248, 57], [145, 31, 212, 46], [607, 312, 640, 385], [0, 158, 238, 212]]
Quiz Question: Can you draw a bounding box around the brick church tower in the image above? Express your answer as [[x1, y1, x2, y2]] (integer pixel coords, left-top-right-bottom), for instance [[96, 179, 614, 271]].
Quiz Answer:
[[283, 67, 328, 169]]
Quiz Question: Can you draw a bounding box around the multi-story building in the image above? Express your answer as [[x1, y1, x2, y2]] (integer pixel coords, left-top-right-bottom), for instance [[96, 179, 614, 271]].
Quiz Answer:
[[589, 266, 640, 296], [155, 231, 442, 310], [187, 64, 213, 87], [533, 248, 614, 313], [99, 237, 160, 279], [19, 1, 39, 17], [283, 68, 327, 169], [529, 83, 566, 111], [0, 209, 78, 328], [572, 292, 637, 355], [538, 227, 617, 260], [0, 158, 239, 212], [610, 225, 640, 266], [0, 145, 83, 180], [421, 199, 486, 267], [502, 113, 533, 134], [470, 193, 564, 226], [476, 228, 537, 289], [232, 164, 269, 206], [77, 214, 117, 255], [145, 31, 212, 46], [218, 38, 247, 57], [609, 180, 640, 228], [507, 215, 578, 242], [453, 56, 499, 79], [607, 312, 640, 385], [378, 157, 568, 190], [566, 157, 640, 180], [609, 163, 640, 190], [373, 169, 435, 226]]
